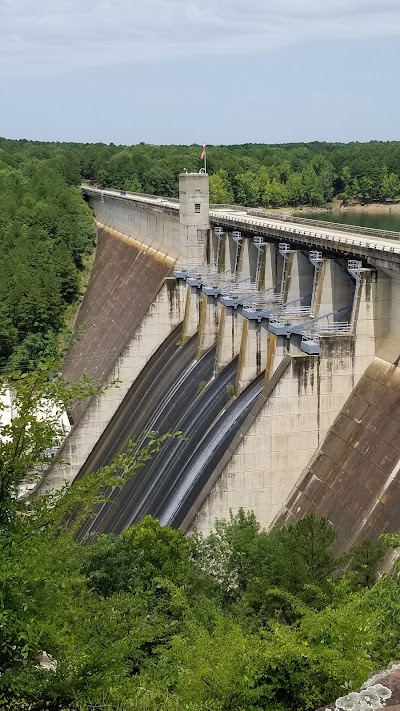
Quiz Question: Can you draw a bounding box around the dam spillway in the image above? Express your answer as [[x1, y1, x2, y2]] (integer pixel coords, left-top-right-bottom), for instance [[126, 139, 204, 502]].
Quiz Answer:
[[36, 172, 400, 551]]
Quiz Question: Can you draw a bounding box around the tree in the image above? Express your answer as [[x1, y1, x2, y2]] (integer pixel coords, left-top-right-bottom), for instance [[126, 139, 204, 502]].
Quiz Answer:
[[348, 538, 385, 590], [286, 172, 305, 206], [234, 171, 261, 206], [0, 363, 184, 710], [380, 169, 399, 200], [82, 516, 192, 596], [269, 178, 289, 207], [209, 171, 233, 204]]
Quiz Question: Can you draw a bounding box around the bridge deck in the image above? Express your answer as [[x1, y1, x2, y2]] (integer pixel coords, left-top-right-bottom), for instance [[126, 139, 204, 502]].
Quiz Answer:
[[82, 186, 400, 268]]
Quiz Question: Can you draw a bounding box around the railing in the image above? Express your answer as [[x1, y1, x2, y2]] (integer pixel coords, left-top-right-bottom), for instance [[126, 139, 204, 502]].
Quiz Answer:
[[272, 306, 313, 320], [301, 322, 352, 343], [84, 185, 400, 250], [82, 184, 180, 205], [220, 279, 257, 296], [289, 307, 353, 342], [271, 213, 400, 240], [174, 263, 205, 278], [241, 288, 284, 310], [243, 293, 311, 318], [211, 212, 400, 255], [211, 202, 400, 240]]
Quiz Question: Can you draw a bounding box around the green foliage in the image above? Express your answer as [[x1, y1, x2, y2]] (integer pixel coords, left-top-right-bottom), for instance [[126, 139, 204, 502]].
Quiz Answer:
[[0, 365, 187, 711], [192, 510, 338, 609], [0, 143, 95, 370], [226, 382, 235, 400], [82, 516, 192, 596], [209, 170, 234, 204], [71, 138, 400, 208], [0, 362, 100, 527], [3, 136, 400, 709], [347, 538, 385, 590], [0, 365, 394, 711], [0, 463, 397, 711]]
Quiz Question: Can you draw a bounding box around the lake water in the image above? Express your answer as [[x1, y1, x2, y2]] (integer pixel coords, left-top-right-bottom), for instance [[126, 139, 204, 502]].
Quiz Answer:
[[298, 210, 400, 233]]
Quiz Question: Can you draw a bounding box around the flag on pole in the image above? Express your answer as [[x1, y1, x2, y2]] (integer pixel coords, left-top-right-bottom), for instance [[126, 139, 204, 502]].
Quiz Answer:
[[200, 142, 206, 160]]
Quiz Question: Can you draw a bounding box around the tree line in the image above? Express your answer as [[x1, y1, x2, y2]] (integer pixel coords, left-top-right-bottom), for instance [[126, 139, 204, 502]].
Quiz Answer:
[[74, 139, 400, 206], [1, 364, 399, 711]]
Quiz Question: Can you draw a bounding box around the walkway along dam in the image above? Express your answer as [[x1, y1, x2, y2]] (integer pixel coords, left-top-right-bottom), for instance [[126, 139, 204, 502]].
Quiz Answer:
[[36, 173, 400, 553]]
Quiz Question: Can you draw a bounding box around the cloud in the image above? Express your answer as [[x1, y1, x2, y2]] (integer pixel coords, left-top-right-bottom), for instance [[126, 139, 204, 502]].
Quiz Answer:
[[1, 0, 400, 75]]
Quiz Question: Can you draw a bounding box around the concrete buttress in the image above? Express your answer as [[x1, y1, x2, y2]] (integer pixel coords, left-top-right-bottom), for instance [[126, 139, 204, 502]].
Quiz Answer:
[[197, 294, 221, 359], [215, 306, 242, 374], [182, 285, 200, 342]]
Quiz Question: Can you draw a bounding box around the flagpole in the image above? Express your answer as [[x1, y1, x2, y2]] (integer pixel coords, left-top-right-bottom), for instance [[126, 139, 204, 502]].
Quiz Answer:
[[204, 139, 207, 174]]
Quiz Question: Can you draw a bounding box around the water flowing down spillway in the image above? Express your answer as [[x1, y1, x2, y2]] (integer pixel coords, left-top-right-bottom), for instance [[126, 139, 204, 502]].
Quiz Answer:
[[77, 327, 226, 538], [76, 324, 188, 484], [76, 325, 198, 539], [92, 345, 219, 535], [159, 370, 265, 530], [110, 356, 241, 532]]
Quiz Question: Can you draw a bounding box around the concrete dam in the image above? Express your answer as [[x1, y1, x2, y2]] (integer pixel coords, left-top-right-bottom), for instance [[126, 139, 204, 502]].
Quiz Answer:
[[37, 173, 400, 553]]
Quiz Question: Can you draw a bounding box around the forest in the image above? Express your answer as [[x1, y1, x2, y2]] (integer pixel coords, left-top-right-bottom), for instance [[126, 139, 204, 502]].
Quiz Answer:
[[0, 139, 95, 371], [0, 365, 399, 711]]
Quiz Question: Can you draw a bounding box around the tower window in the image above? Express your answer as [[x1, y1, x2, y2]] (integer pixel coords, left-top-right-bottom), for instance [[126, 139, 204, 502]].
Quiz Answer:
[[195, 203, 201, 213]]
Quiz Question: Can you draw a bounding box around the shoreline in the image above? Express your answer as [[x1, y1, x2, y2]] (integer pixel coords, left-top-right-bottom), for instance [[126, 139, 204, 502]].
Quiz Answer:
[[294, 202, 400, 215]]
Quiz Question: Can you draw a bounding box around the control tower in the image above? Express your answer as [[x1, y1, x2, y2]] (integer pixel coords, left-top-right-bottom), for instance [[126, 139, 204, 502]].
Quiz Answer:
[[179, 171, 210, 266]]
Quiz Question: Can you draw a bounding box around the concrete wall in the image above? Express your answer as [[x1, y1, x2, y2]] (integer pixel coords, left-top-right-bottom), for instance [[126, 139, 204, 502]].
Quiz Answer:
[[286, 251, 314, 303], [38, 275, 186, 493], [276, 342, 400, 554], [88, 193, 181, 259], [62, 224, 175, 425], [191, 270, 387, 534], [316, 260, 354, 316]]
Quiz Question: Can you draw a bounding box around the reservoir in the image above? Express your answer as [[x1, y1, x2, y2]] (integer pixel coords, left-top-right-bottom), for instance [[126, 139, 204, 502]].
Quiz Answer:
[[298, 209, 400, 233]]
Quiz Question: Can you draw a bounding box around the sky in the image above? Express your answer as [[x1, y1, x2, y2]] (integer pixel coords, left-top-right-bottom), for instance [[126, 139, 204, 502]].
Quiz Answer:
[[1, 0, 400, 145]]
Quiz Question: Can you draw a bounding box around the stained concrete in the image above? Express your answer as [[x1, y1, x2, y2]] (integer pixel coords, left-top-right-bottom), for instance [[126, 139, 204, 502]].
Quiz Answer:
[[63, 224, 175, 425], [276, 345, 400, 553], [192, 273, 383, 535]]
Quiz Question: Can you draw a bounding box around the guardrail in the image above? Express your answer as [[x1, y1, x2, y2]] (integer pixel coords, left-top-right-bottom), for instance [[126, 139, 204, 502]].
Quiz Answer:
[[209, 211, 400, 255], [301, 322, 352, 343], [211, 201, 400, 240], [272, 306, 313, 320], [81, 185, 179, 208], [83, 185, 400, 252], [271, 214, 400, 240]]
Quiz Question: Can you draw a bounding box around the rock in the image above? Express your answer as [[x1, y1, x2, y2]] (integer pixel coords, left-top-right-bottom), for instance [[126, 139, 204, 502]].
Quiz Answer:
[[315, 663, 400, 710], [37, 651, 57, 672]]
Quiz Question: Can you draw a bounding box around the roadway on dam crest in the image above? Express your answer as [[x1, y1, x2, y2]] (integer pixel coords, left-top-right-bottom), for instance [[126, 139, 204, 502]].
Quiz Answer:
[[82, 186, 400, 269], [209, 209, 400, 270]]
